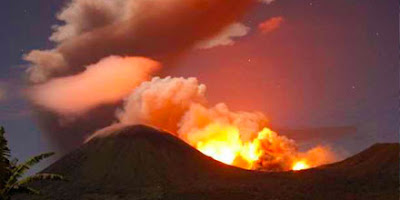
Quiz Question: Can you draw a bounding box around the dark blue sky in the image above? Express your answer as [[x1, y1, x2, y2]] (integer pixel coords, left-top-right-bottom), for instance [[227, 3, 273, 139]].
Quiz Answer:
[[0, 0, 64, 171], [0, 0, 398, 169]]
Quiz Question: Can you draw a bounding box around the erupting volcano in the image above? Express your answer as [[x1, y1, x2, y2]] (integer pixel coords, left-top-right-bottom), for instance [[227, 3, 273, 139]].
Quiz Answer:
[[1, 0, 396, 199], [22, 0, 338, 172], [83, 75, 337, 172]]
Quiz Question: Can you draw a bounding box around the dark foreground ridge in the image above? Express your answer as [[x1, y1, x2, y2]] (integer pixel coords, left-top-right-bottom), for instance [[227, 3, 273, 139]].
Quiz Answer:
[[14, 125, 399, 200]]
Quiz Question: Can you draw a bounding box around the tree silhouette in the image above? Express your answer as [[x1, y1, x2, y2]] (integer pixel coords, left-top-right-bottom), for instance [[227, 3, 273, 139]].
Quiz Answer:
[[0, 126, 65, 200]]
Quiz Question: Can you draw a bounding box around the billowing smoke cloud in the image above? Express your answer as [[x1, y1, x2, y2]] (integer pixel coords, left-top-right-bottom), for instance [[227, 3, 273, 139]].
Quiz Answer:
[[117, 77, 207, 133], [25, 0, 256, 83], [49, 0, 127, 43], [29, 56, 160, 115], [258, 16, 284, 34], [25, 50, 68, 84], [195, 23, 250, 49], [113, 77, 267, 140]]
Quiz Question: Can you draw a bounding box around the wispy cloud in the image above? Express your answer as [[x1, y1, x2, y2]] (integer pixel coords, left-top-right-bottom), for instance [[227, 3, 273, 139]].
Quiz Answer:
[[259, 0, 275, 4], [195, 23, 250, 49], [258, 16, 285, 34]]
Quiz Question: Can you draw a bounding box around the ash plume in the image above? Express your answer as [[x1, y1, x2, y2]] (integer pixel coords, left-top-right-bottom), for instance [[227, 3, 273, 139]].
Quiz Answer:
[[25, 0, 257, 152], [25, 0, 256, 83], [112, 76, 268, 142], [117, 77, 207, 133]]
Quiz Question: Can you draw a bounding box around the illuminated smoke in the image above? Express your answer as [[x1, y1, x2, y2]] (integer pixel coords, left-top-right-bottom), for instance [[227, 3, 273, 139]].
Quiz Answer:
[[258, 16, 284, 34], [29, 56, 160, 115], [117, 77, 207, 133], [195, 23, 250, 49]]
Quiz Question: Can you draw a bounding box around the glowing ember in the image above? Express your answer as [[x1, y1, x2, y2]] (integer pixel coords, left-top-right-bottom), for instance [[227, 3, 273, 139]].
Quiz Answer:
[[292, 161, 309, 171]]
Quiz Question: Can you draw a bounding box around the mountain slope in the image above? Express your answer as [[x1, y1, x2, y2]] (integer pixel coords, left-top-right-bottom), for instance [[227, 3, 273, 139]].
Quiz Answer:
[[13, 125, 399, 200]]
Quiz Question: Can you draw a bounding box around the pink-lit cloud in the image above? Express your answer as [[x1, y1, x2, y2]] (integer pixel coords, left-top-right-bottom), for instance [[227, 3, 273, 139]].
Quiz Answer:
[[29, 56, 160, 115], [258, 16, 284, 34]]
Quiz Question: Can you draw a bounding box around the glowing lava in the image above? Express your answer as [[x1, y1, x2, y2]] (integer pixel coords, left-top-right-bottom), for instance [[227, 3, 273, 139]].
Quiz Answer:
[[187, 124, 264, 169], [196, 125, 242, 165], [292, 161, 309, 171], [184, 123, 334, 171]]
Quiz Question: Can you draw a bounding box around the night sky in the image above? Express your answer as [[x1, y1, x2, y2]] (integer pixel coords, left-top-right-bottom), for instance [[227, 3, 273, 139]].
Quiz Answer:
[[0, 0, 398, 169]]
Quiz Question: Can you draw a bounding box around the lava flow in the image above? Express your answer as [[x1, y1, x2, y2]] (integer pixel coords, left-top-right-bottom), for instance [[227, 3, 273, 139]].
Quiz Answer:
[[292, 161, 310, 171]]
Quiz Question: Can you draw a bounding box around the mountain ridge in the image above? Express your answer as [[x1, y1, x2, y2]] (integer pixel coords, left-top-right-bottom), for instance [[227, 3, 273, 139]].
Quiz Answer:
[[13, 125, 399, 200]]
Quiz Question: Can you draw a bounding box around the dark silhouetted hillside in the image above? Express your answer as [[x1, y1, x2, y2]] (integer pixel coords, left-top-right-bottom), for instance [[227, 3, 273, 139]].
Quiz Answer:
[[13, 125, 399, 200]]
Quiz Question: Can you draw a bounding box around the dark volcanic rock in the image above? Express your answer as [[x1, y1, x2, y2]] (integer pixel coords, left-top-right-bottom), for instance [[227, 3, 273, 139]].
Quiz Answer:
[[13, 125, 399, 200]]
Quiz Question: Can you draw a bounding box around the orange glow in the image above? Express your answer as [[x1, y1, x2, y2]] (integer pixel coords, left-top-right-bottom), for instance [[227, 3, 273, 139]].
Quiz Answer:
[[187, 124, 264, 169], [30, 56, 160, 114], [196, 125, 242, 164], [184, 123, 334, 171], [258, 16, 284, 34], [292, 161, 309, 171]]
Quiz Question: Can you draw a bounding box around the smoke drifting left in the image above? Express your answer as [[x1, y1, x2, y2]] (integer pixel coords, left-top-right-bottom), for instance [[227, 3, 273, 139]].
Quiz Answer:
[[30, 56, 160, 115], [25, 0, 256, 153], [25, 0, 255, 83]]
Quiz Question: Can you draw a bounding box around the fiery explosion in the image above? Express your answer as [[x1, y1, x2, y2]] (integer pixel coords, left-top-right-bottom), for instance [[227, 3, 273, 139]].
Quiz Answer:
[[187, 124, 263, 168], [184, 123, 331, 171], [292, 161, 309, 171]]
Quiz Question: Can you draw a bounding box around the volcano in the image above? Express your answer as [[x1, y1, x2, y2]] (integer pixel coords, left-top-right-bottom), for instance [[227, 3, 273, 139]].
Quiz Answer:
[[14, 125, 399, 200]]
